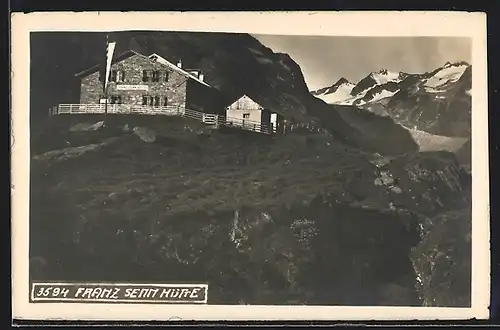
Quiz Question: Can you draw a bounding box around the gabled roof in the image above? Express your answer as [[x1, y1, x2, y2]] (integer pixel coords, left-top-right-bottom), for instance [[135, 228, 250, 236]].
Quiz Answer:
[[74, 49, 143, 78], [147, 53, 210, 87], [75, 49, 211, 88], [226, 94, 264, 110], [223, 93, 248, 107]]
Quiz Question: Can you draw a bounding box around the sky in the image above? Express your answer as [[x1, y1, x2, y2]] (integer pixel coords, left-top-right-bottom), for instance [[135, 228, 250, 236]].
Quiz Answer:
[[252, 35, 471, 91]]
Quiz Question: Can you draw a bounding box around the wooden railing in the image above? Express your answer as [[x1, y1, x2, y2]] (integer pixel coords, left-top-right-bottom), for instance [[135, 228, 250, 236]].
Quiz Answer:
[[222, 116, 271, 134], [53, 104, 273, 134], [57, 104, 182, 116]]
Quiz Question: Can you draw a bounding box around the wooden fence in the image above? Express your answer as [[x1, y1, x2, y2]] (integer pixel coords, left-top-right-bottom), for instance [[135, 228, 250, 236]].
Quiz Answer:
[[52, 104, 273, 134], [224, 116, 271, 134], [56, 104, 182, 116]]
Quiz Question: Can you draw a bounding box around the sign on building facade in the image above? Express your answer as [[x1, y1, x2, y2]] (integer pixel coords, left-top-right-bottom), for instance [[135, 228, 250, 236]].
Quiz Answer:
[[116, 85, 150, 91]]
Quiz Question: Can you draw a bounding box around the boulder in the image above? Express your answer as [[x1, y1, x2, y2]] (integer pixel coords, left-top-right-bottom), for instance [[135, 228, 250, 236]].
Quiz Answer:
[[69, 121, 104, 132], [132, 126, 156, 143]]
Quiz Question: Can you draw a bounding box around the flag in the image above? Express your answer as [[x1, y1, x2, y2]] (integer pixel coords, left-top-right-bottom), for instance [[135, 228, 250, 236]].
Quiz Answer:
[[104, 35, 116, 92]]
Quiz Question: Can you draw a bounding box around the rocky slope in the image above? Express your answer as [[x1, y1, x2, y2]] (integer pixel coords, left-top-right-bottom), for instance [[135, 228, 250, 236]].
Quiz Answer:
[[30, 115, 472, 306], [31, 31, 418, 156], [384, 63, 471, 137], [455, 138, 472, 173]]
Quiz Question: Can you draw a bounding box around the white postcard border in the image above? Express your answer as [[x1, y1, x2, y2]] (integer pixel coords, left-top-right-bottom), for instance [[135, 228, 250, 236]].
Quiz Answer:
[[11, 11, 490, 321]]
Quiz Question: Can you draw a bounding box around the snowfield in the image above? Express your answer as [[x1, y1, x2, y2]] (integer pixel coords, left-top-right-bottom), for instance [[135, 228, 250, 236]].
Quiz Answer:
[[406, 127, 469, 153], [423, 64, 468, 89], [329, 87, 398, 106], [315, 82, 355, 104], [370, 70, 403, 85], [312, 63, 470, 110], [354, 89, 400, 106], [315, 70, 404, 105]]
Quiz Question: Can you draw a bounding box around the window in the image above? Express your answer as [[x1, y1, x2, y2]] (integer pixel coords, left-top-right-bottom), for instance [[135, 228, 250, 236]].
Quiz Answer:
[[110, 95, 122, 104], [99, 95, 107, 104], [116, 70, 125, 82], [164, 71, 169, 82], [163, 97, 168, 106], [142, 95, 148, 105], [243, 113, 250, 119], [148, 96, 154, 106], [152, 70, 160, 82], [142, 70, 149, 82], [109, 70, 117, 82], [154, 96, 160, 106]]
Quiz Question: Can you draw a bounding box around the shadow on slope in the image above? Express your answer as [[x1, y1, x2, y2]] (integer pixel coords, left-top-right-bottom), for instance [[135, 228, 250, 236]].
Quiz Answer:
[[329, 104, 419, 156], [29, 114, 470, 306]]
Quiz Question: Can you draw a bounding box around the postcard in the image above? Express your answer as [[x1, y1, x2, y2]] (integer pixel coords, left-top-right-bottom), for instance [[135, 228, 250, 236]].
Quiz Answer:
[[11, 10, 490, 321]]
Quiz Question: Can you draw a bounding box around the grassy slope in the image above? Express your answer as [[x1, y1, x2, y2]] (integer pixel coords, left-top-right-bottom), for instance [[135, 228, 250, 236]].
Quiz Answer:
[[32, 115, 378, 215], [29, 114, 471, 306]]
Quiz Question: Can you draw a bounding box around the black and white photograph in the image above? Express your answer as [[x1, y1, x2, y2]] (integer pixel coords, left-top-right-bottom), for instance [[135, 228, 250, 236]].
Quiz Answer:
[[11, 11, 490, 321]]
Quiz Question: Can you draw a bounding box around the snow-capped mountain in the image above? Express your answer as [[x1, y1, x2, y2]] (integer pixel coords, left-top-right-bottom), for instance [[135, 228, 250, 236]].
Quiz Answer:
[[312, 63, 470, 107], [311, 77, 355, 104], [353, 69, 408, 93], [312, 69, 409, 106], [310, 61, 472, 137], [385, 62, 471, 137], [422, 61, 470, 92]]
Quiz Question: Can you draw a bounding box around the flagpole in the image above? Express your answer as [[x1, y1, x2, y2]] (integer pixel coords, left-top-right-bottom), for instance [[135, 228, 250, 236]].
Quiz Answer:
[[104, 85, 108, 127], [103, 34, 116, 129], [104, 34, 109, 128]]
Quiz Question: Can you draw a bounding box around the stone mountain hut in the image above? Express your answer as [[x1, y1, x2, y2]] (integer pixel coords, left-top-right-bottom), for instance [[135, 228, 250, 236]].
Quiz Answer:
[[74, 50, 226, 115]]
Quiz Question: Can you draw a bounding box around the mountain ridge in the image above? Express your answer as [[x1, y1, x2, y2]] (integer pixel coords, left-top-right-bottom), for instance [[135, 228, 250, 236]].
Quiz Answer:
[[310, 61, 471, 138], [31, 31, 419, 156]]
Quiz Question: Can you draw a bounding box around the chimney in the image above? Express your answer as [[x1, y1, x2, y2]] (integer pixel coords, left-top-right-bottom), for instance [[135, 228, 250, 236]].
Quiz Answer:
[[177, 59, 182, 68], [199, 73, 204, 82]]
